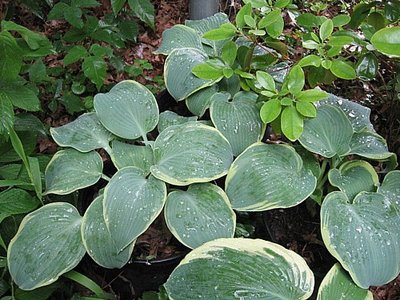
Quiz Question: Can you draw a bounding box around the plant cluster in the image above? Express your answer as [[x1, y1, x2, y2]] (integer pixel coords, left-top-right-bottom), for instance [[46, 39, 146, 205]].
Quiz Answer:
[[1, 0, 400, 299]]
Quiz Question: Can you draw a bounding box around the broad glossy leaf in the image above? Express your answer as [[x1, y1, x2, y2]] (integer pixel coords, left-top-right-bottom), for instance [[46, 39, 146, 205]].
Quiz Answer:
[[356, 53, 378, 81], [8, 203, 85, 290], [317, 263, 373, 300], [0, 189, 40, 223], [225, 143, 316, 211], [103, 167, 166, 252], [158, 111, 197, 133], [50, 113, 114, 152], [127, 0, 155, 30], [192, 62, 224, 80], [151, 123, 233, 186], [296, 89, 328, 102], [94, 80, 158, 139], [328, 160, 379, 201], [332, 15, 351, 27], [64, 45, 87, 65], [44, 149, 103, 195], [264, 11, 284, 38], [296, 102, 316, 118], [321, 191, 400, 288], [1, 82, 40, 112], [110, 141, 153, 172], [164, 48, 216, 101], [82, 195, 134, 268], [330, 60, 357, 80], [260, 99, 281, 123], [298, 54, 322, 67], [165, 183, 235, 249], [185, 85, 218, 117], [210, 93, 263, 156], [165, 238, 314, 299], [320, 19, 333, 41], [281, 106, 304, 142], [371, 27, 400, 58], [154, 25, 203, 55], [256, 71, 275, 91], [299, 105, 353, 158], [349, 131, 394, 160], [378, 171, 400, 202], [82, 56, 106, 90], [286, 65, 305, 95]]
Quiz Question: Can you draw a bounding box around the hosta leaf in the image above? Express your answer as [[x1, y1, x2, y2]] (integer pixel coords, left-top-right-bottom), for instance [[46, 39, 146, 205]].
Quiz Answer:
[[299, 105, 353, 158], [158, 111, 197, 133], [185, 85, 218, 117], [321, 191, 400, 288], [50, 113, 114, 152], [371, 27, 400, 58], [225, 143, 317, 211], [328, 160, 379, 201], [164, 48, 216, 101], [165, 238, 314, 299], [44, 149, 103, 195], [378, 171, 400, 202], [103, 167, 166, 252], [210, 92, 263, 156], [127, 0, 155, 30], [8, 203, 85, 290], [348, 131, 394, 160], [154, 25, 203, 55], [165, 183, 235, 249], [0, 189, 40, 223], [317, 263, 373, 300], [81, 195, 135, 268], [151, 123, 233, 186], [110, 141, 154, 172], [94, 80, 158, 140]]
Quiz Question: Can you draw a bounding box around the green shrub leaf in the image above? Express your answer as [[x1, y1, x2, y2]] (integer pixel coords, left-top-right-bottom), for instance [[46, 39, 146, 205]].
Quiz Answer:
[[192, 62, 224, 80], [82, 56, 107, 90], [297, 89, 328, 102], [0, 189, 40, 223], [64, 46, 88, 65], [296, 102, 317, 118], [127, 0, 155, 30], [286, 65, 305, 95], [320, 19, 333, 41], [260, 99, 281, 124], [371, 27, 400, 58], [281, 106, 304, 141], [330, 60, 357, 80]]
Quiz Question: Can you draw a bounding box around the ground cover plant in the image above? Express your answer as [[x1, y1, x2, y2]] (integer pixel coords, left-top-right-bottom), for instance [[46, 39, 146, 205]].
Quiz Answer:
[[1, 0, 400, 299]]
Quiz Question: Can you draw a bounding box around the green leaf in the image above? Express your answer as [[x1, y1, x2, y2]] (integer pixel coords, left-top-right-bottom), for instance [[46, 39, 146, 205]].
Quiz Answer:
[[111, 0, 126, 15], [151, 123, 233, 186], [165, 48, 216, 101], [210, 92, 264, 156], [94, 80, 158, 140], [328, 36, 353, 47], [44, 149, 103, 195], [0, 82, 40, 111], [165, 238, 314, 299], [165, 183, 235, 249], [286, 65, 305, 95], [274, 0, 290, 8], [348, 131, 394, 160], [154, 25, 203, 55], [185, 85, 218, 117], [317, 263, 373, 300], [321, 191, 400, 288], [225, 143, 316, 211], [265, 12, 284, 38], [64, 6, 84, 29], [332, 15, 351, 27], [29, 59, 49, 83], [0, 189, 40, 223], [158, 111, 197, 133], [235, 3, 252, 29], [258, 9, 282, 28], [0, 31, 22, 81], [192, 63, 224, 80], [299, 105, 353, 158], [296, 101, 317, 118], [244, 15, 256, 28], [81, 195, 135, 268], [103, 167, 166, 251], [82, 56, 107, 90], [118, 19, 138, 42], [296, 89, 328, 102], [328, 160, 379, 201], [260, 99, 281, 123], [128, 0, 155, 30], [371, 27, 400, 58], [221, 41, 237, 66], [356, 53, 378, 81], [296, 13, 321, 28], [47, 3, 70, 20], [298, 54, 322, 67], [330, 60, 357, 80], [203, 24, 236, 40], [0, 91, 14, 136], [321, 60, 332, 69], [1, 21, 50, 50], [64, 46, 88, 65], [110, 141, 154, 172], [8, 203, 86, 290], [281, 106, 304, 141], [50, 112, 114, 153], [256, 71, 275, 91], [320, 19, 333, 41]]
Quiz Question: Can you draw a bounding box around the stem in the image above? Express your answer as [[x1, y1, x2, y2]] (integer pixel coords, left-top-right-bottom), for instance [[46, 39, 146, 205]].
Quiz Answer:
[[101, 174, 111, 181]]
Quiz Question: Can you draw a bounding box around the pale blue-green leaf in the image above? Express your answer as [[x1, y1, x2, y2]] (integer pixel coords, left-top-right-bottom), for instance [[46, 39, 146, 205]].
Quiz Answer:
[[165, 238, 314, 300], [210, 93, 263, 156], [299, 105, 353, 158], [81, 195, 134, 268], [348, 131, 394, 160], [8, 203, 85, 290], [328, 160, 379, 201], [50, 112, 114, 152], [165, 183, 235, 249], [225, 143, 317, 211], [317, 263, 373, 300], [158, 111, 197, 133], [294, 145, 322, 179], [0, 189, 40, 223], [154, 25, 203, 55], [377, 171, 400, 204], [185, 85, 218, 117], [103, 167, 166, 252], [110, 141, 154, 172], [164, 48, 216, 101], [44, 149, 103, 195], [151, 123, 233, 186], [321, 191, 400, 288], [94, 80, 158, 139]]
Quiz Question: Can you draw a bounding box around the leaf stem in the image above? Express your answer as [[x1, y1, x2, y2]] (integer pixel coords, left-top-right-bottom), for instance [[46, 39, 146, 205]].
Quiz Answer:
[[101, 174, 111, 181]]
